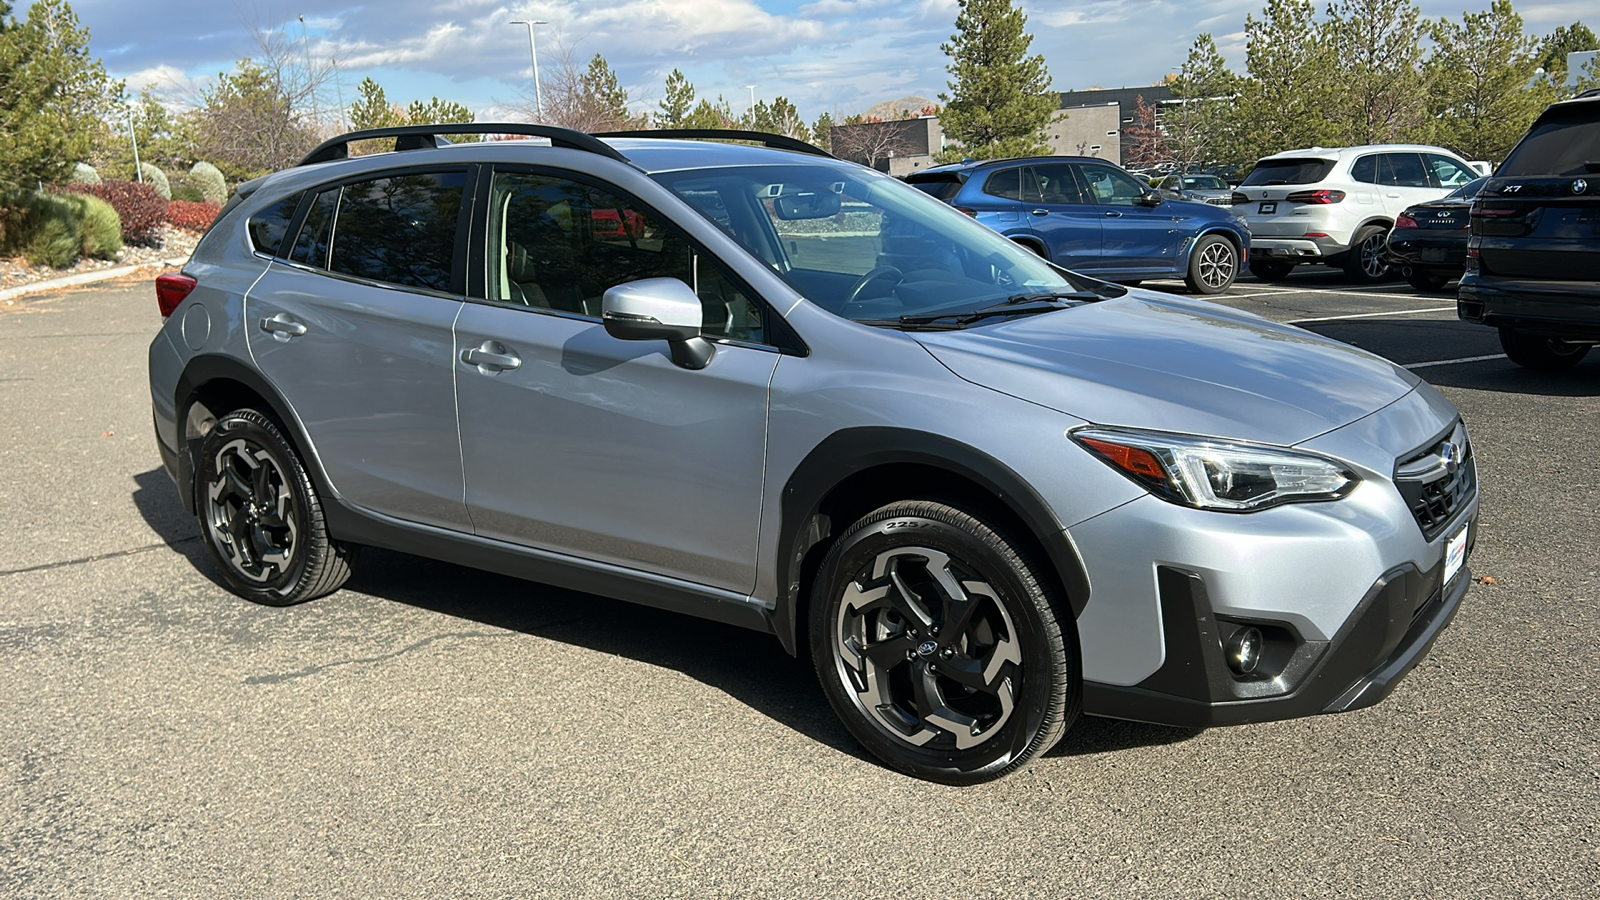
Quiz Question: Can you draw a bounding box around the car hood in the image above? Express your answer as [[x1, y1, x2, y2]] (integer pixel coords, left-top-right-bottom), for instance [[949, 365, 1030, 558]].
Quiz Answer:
[[912, 291, 1421, 446]]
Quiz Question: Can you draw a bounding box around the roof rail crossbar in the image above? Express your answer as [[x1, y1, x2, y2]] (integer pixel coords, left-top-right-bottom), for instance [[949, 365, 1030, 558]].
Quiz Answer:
[[594, 129, 835, 159], [297, 123, 630, 167]]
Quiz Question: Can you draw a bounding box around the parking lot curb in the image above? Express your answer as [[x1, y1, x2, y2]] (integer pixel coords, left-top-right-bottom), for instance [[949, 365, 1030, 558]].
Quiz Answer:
[[0, 257, 188, 304]]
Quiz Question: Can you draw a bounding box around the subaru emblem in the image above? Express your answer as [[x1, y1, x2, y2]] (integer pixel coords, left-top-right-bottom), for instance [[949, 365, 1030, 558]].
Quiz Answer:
[[1440, 442, 1461, 474], [917, 640, 938, 657], [1576, 179, 1589, 195]]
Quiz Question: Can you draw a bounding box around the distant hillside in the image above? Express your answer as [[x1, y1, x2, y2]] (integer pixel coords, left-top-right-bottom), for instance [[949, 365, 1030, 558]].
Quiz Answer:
[[862, 95, 936, 120]]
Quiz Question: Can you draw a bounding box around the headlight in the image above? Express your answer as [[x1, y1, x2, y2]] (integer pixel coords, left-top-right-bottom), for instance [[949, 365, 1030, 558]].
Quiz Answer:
[[1070, 426, 1358, 512]]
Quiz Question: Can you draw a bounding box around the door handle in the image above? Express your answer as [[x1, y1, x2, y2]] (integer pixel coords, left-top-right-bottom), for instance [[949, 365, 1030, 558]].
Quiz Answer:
[[259, 313, 306, 340], [461, 341, 521, 373], [1031, 208, 1049, 216], [1104, 210, 1124, 218]]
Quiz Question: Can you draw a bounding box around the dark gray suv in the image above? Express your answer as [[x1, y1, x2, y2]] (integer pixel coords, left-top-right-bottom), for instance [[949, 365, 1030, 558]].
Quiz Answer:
[[149, 125, 1477, 784]]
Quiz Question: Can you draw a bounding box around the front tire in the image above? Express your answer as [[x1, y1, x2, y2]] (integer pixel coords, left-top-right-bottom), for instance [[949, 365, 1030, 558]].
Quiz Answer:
[[1185, 234, 1238, 294], [196, 409, 355, 605], [1343, 225, 1392, 284], [809, 501, 1079, 784], [1499, 328, 1591, 371]]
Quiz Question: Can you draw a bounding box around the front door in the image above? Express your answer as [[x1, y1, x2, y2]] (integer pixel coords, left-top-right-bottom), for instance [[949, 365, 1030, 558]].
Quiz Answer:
[[1076, 162, 1187, 273], [245, 170, 473, 531], [454, 169, 778, 592]]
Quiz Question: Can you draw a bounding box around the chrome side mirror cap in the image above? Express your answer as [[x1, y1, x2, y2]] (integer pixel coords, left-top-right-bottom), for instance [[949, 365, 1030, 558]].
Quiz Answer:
[[601, 277, 715, 370]]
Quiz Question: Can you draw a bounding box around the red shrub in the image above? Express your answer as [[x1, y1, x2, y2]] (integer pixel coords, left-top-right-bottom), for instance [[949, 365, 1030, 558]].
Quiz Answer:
[[167, 200, 222, 233], [66, 180, 167, 243]]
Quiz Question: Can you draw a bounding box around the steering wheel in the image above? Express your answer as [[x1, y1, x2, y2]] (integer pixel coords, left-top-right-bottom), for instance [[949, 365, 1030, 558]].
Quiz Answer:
[[843, 266, 904, 308]]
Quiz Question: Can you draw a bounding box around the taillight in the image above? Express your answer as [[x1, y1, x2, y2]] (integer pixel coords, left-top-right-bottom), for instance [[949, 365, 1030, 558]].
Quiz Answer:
[[1471, 207, 1519, 217], [155, 273, 197, 318], [1285, 189, 1345, 204], [955, 207, 978, 217], [1395, 213, 1420, 228], [1230, 192, 1249, 206]]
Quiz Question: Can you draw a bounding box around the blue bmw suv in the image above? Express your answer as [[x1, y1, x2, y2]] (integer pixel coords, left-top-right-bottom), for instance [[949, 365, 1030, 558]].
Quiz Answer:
[[907, 157, 1250, 294]]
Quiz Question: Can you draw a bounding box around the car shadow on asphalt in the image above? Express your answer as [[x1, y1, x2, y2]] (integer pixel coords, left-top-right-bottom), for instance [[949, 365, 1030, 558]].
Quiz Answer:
[[1419, 356, 1600, 395], [131, 467, 1219, 765]]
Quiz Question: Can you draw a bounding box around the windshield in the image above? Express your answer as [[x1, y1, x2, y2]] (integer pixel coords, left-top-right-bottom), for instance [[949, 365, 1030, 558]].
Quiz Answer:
[[1183, 175, 1227, 190], [651, 163, 1085, 324], [1240, 158, 1336, 186]]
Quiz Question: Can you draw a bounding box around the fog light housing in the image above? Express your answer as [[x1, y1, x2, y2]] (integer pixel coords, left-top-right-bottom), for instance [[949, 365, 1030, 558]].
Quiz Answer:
[[1226, 626, 1264, 675]]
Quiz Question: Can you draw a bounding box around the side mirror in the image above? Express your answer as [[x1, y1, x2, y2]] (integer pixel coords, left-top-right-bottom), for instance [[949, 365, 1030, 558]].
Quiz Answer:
[[601, 277, 715, 370], [1139, 191, 1164, 207]]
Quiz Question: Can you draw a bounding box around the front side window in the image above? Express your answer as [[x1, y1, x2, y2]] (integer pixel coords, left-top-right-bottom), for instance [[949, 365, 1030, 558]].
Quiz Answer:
[[1078, 164, 1150, 206], [327, 171, 465, 292], [652, 163, 1082, 325], [487, 171, 762, 342], [1427, 154, 1474, 188]]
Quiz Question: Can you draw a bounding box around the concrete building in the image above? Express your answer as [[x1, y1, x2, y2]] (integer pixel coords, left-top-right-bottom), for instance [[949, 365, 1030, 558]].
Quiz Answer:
[[830, 86, 1171, 175]]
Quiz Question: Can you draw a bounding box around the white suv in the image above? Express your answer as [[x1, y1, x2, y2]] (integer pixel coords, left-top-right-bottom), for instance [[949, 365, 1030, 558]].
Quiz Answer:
[[1236, 145, 1478, 283]]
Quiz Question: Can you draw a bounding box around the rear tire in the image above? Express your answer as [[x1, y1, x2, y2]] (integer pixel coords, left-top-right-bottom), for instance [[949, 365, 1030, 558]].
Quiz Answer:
[[1343, 226, 1392, 284], [809, 501, 1079, 784], [1185, 234, 1238, 294], [1499, 328, 1591, 371], [1404, 270, 1452, 292], [196, 409, 355, 605], [1248, 260, 1294, 281]]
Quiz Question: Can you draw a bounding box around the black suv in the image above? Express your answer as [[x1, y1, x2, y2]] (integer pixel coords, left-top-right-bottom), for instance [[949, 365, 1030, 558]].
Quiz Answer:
[[1458, 91, 1600, 370]]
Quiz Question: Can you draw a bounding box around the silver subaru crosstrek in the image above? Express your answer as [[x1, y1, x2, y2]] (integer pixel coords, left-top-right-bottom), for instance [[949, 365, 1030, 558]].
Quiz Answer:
[[149, 125, 1477, 784]]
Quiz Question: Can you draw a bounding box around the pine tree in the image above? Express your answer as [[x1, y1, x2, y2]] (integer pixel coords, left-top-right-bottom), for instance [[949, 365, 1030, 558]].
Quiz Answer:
[[1236, 0, 1343, 164], [659, 69, 694, 127], [1325, 0, 1430, 145], [0, 0, 118, 189], [580, 54, 630, 129], [349, 77, 401, 131], [1537, 22, 1597, 86], [811, 112, 834, 152], [1166, 34, 1244, 170], [1427, 1, 1553, 162], [936, 0, 1056, 161]]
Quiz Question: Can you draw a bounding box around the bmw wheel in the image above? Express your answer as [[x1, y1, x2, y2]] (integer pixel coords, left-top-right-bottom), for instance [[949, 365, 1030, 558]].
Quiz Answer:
[[1499, 328, 1591, 371], [1343, 226, 1392, 284], [810, 501, 1078, 784], [196, 409, 355, 605], [1185, 235, 1238, 294]]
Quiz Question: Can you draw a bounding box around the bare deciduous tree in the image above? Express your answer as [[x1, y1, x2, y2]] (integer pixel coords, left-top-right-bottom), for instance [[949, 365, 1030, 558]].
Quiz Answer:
[[831, 120, 919, 169]]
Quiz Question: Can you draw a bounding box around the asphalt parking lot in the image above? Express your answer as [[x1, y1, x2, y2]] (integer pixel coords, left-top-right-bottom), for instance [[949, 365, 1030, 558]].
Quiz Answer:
[[2, 270, 1597, 897]]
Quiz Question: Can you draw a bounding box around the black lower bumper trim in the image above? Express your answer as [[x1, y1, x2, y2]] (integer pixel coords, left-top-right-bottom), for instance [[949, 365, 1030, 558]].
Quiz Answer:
[[1083, 556, 1471, 729]]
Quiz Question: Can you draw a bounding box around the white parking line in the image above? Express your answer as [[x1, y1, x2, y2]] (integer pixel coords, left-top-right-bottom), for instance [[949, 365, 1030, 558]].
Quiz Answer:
[[1405, 353, 1507, 369], [1289, 306, 1457, 324]]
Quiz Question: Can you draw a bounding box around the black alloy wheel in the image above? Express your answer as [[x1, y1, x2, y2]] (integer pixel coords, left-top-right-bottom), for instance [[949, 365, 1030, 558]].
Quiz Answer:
[[1248, 259, 1294, 282], [197, 409, 354, 605], [810, 501, 1078, 784], [1499, 328, 1592, 371], [1344, 225, 1392, 284], [1186, 234, 1237, 294]]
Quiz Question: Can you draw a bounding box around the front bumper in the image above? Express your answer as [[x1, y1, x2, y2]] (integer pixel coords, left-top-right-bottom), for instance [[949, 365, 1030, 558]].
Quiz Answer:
[[1082, 551, 1472, 727]]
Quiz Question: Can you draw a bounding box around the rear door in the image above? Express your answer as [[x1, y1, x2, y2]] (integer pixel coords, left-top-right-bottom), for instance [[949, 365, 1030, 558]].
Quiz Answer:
[[965, 166, 1041, 246], [1378, 152, 1441, 218], [245, 169, 473, 531], [1023, 162, 1103, 269]]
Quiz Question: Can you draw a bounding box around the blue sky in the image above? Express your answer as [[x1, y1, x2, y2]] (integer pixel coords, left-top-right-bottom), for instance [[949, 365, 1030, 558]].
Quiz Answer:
[[54, 0, 1597, 124]]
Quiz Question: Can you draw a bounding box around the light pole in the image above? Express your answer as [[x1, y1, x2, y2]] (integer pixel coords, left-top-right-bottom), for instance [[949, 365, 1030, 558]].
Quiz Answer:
[[744, 84, 757, 110], [509, 19, 548, 119]]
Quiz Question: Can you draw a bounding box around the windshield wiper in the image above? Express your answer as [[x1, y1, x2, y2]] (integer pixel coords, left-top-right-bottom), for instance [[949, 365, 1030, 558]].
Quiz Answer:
[[896, 295, 1083, 328]]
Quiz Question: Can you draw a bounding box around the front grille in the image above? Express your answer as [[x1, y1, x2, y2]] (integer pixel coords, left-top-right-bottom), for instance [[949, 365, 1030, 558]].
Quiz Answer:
[[1205, 197, 1232, 206], [1393, 422, 1476, 540]]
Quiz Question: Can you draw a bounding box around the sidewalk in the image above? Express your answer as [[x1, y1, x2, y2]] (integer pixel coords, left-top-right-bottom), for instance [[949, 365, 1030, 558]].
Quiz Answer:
[[0, 256, 189, 305]]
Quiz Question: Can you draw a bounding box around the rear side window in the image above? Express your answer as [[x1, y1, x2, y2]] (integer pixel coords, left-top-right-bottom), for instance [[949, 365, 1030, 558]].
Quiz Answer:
[[289, 189, 338, 269], [328, 171, 466, 293], [248, 193, 302, 257], [1241, 159, 1335, 186], [1033, 164, 1090, 204], [982, 168, 1023, 201], [908, 174, 964, 202], [1498, 112, 1600, 176]]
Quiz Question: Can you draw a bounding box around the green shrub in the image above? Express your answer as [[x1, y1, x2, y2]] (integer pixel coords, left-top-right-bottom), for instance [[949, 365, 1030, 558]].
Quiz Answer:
[[69, 163, 101, 185], [66, 194, 123, 259], [168, 175, 205, 203], [0, 191, 81, 268], [138, 162, 172, 200], [188, 161, 227, 205]]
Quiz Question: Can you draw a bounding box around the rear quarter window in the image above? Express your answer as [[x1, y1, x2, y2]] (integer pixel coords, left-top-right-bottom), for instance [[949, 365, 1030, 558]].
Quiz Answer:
[[1240, 159, 1336, 186], [247, 193, 303, 257]]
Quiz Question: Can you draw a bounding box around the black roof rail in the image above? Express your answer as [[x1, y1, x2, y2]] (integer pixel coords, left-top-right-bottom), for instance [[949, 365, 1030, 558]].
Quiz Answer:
[[1576, 88, 1600, 99], [297, 123, 630, 167], [594, 128, 835, 159]]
